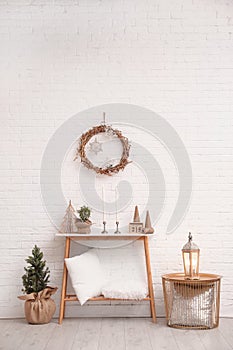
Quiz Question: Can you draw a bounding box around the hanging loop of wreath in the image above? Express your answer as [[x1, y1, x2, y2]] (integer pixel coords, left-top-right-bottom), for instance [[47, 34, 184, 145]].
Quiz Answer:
[[74, 124, 131, 176]]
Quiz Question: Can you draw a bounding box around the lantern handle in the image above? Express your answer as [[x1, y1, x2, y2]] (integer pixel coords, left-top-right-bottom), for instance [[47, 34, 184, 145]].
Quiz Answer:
[[188, 232, 192, 242]]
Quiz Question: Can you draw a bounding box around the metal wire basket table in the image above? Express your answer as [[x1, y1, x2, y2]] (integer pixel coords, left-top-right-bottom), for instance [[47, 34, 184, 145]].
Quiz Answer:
[[162, 273, 221, 329]]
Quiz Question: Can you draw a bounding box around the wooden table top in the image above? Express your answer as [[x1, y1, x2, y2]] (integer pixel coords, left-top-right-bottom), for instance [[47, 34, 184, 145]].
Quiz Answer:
[[162, 272, 221, 282], [56, 232, 155, 240]]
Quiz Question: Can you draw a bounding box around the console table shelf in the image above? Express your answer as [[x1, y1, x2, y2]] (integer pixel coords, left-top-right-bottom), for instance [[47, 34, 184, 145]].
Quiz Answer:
[[57, 233, 156, 324]]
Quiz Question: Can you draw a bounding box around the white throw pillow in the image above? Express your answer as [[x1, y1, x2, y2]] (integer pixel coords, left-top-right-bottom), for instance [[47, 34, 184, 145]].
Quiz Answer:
[[102, 279, 148, 300], [65, 250, 106, 305]]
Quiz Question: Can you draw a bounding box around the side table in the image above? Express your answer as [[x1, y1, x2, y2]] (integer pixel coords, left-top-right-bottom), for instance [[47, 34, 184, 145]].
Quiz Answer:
[[162, 273, 221, 329]]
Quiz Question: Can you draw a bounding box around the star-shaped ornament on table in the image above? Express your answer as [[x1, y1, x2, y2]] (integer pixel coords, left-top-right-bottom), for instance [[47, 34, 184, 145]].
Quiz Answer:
[[89, 137, 103, 155]]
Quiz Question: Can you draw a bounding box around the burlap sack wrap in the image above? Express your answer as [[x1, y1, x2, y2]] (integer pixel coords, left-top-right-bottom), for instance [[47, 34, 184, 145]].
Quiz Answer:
[[18, 287, 57, 324]]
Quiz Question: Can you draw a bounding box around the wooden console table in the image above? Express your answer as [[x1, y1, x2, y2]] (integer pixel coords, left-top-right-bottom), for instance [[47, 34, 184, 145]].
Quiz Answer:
[[57, 233, 156, 324]]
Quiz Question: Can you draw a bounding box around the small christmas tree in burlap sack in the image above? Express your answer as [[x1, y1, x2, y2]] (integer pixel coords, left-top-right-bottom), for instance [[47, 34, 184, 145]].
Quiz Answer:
[[18, 245, 57, 324], [22, 245, 50, 294], [59, 200, 77, 233]]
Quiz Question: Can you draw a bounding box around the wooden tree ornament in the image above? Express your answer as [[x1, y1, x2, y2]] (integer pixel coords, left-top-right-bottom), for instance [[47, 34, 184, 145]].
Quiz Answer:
[[144, 210, 154, 234], [59, 200, 77, 233], [133, 205, 140, 222]]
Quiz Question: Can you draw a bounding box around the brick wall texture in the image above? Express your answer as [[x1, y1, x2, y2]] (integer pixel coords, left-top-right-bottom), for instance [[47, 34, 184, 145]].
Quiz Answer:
[[0, 0, 233, 318]]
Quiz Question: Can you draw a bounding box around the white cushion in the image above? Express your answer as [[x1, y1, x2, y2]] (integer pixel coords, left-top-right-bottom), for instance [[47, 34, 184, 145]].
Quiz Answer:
[[65, 250, 106, 305], [94, 246, 148, 300], [102, 279, 148, 300], [95, 245, 148, 283]]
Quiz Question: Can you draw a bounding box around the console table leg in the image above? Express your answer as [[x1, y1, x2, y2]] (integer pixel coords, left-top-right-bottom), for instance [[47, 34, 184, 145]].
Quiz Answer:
[[144, 236, 156, 323], [58, 237, 70, 324]]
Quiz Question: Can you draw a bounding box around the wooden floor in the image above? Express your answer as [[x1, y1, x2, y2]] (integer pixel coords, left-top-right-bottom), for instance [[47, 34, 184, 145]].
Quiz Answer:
[[1, 317, 233, 350]]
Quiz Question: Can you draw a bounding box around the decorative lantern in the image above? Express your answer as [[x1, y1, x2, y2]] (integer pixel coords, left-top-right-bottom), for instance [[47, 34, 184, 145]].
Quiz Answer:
[[182, 232, 200, 280]]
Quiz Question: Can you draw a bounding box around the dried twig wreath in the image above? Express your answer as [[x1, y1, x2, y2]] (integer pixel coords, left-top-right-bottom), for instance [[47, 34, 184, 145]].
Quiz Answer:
[[74, 124, 131, 176]]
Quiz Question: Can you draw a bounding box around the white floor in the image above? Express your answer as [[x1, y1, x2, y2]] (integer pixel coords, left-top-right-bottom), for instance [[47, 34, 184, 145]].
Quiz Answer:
[[1, 317, 233, 350]]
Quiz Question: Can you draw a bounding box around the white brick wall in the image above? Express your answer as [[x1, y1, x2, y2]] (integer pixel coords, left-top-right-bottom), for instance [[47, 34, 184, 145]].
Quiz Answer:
[[1, 0, 233, 318]]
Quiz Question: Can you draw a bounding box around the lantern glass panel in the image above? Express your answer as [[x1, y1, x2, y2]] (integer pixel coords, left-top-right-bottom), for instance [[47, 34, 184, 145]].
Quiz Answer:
[[183, 250, 199, 279], [183, 251, 190, 276]]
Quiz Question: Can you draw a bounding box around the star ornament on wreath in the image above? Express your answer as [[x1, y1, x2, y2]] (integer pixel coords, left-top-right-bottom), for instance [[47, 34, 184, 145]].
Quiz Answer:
[[89, 137, 103, 155], [74, 123, 131, 176]]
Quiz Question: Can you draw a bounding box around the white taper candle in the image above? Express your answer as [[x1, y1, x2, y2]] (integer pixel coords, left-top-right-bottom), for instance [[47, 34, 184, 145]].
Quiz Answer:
[[102, 186, 105, 222], [115, 188, 118, 221]]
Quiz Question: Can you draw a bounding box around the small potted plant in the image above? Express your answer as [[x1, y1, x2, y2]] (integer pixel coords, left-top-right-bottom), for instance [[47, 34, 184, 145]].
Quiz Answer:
[[18, 245, 57, 324], [75, 205, 92, 234]]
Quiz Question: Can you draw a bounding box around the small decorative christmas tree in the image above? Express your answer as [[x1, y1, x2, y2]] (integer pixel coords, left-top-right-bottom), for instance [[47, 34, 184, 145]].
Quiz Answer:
[[133, 205, 141, 222], [59, 200, 77, 233], [22, 245, 50, 294], [144, 210, 154, 234]]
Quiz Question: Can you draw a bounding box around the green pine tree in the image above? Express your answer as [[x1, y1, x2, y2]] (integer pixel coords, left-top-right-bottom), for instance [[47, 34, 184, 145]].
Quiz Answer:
[[22, 245, 50, 294]]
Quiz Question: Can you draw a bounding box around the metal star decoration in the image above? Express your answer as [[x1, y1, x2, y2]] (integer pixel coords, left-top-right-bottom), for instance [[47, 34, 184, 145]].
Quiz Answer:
[[89, 137, 103, 155]]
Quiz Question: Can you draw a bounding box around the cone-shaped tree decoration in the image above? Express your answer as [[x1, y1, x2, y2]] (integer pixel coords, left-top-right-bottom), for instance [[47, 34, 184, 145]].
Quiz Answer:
[[145, 210, 152, 228], [144, 210, 154, 234], [59, 200, 77, 233], [133, 205, 140, 222]]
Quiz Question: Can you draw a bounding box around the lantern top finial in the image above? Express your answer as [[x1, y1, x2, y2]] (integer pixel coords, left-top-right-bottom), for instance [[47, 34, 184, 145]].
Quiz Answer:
[[182, 232, 199, 251]]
